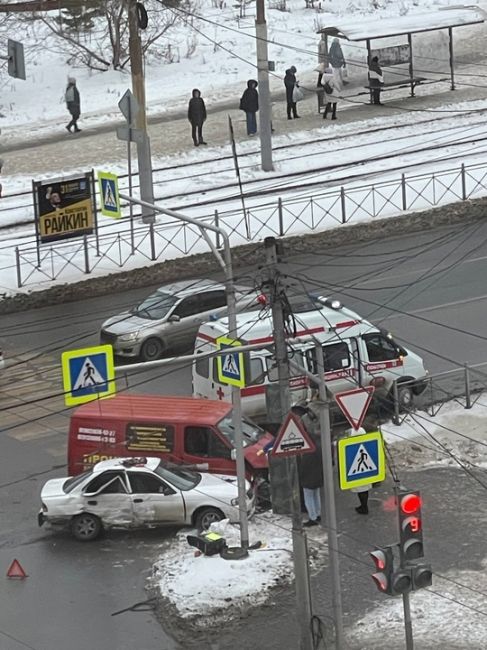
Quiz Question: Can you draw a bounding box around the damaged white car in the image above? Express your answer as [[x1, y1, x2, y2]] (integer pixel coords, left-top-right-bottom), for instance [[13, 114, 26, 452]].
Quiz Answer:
[[38, 457, 255, 541]]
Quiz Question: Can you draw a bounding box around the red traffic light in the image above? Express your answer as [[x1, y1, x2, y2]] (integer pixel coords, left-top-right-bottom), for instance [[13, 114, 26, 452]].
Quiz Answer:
[[370, 549, 387, 570], [400, 493, 422, 514]]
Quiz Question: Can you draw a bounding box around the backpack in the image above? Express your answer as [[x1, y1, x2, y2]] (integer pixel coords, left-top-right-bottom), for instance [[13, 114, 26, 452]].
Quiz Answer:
[[323, 81, 333, 95]]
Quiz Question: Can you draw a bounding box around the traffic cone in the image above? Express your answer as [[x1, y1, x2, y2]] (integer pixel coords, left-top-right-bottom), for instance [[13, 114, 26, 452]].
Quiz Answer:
[[6, 559, 27, 579]]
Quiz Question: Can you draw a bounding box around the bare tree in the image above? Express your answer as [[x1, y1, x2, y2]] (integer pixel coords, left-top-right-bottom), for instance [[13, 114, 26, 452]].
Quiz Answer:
[[40, 0, 194, 72]]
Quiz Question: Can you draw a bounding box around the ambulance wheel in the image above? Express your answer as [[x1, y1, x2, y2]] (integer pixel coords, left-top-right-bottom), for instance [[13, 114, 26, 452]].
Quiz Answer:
[[140, 337, 165, 361], [195, 507, 224, 531], [71, 513, 102, 541], [397, 384, 414, 412]]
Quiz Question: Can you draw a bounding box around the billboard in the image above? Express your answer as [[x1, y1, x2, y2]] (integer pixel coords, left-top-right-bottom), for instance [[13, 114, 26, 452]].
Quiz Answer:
[[371, 44, 410, 67], [33, 172, 96, 244]]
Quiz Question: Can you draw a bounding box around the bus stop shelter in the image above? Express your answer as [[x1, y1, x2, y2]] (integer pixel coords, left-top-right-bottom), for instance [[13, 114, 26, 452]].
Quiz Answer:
[[316, 6, 486, 101]]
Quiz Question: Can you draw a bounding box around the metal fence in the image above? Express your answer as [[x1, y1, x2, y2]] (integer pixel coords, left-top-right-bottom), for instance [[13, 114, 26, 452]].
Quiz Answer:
[[13, 158, 487, 288]]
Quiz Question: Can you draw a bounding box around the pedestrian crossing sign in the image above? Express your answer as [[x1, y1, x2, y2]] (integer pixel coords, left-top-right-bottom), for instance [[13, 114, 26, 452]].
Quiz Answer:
[[337, 431, 385, 490], [98, 171, 121, 218], [62, 344, 116, 406], [216, 336, 245, 388]]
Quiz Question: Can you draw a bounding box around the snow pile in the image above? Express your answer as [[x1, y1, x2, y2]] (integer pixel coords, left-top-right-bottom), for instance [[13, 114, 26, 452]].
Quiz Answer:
[[153, 511, 326, 627]]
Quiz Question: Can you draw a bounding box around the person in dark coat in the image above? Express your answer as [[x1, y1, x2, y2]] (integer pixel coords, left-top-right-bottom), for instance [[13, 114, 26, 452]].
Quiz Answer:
[[65, 77, 81, 133], [284, 66, 300, 120], [187, 88, 207, 146], [298, 433, 323, 527], [368, 56, 384, 106], [239, 79, 259, 136]]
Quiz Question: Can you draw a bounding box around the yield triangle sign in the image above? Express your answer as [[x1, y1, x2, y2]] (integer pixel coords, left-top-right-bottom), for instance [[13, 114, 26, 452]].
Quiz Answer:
[[271, 413, 316, 458], [335, 386, 375, 431], [7, 559, 27, 579]]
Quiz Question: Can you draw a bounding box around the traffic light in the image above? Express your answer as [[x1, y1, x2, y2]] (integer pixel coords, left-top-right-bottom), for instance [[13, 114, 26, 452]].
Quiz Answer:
[[370, 546, 412, 596], [398, 490, 424, 561]]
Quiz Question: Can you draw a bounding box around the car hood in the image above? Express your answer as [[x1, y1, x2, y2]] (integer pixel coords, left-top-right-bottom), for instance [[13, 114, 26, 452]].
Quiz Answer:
[[102, 312, 157, 334], [40, 478, 71, 500], [197, 472, 250, 493]]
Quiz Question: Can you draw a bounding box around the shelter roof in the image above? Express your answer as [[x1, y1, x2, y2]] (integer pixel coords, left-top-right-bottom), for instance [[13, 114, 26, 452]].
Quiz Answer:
[[317, 7, 486, 40]]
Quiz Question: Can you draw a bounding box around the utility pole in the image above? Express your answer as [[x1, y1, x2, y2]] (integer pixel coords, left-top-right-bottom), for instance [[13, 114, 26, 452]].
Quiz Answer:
[[314, 343, 345, 650], [255, 0, 273, 172], [263, 237, 312, 650], [127, 0, 155, 224]]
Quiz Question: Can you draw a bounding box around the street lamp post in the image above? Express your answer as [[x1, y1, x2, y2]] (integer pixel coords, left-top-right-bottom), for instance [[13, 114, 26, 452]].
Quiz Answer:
[[119, 192, 249, 549]]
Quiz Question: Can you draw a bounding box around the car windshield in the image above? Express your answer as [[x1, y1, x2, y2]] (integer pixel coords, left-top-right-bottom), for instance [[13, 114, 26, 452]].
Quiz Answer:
[[153, 463, 201, 491], [63, 470, 93, 493], [217, 415, 266, 447], [132, 291, 178, 320]]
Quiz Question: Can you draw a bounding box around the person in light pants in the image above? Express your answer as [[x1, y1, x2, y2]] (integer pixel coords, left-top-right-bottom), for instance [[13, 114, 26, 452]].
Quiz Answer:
[[298, 432, 323, 527]]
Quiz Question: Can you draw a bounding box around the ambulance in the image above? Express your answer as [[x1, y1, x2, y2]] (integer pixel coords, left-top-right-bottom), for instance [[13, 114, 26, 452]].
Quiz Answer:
[[192, 295, 428, 421]]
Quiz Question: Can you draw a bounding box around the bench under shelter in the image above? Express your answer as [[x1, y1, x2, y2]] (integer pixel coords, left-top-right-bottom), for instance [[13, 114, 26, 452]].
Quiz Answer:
[[315, 6, 486, 109]]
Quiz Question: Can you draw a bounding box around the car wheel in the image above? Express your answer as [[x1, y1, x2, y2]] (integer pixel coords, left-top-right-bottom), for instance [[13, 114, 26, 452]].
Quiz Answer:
[[397, 384, 414, 412], [71, 513, 102, 542], [195, 507, 224, 531], [140, 337, 165, 362]]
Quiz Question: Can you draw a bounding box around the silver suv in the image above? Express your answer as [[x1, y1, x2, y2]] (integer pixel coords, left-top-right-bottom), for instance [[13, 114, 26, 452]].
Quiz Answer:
[[100, 279, 256, 361]]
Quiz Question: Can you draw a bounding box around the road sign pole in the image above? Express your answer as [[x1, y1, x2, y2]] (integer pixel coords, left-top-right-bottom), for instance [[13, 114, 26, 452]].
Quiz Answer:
[[315, 342, 345, 650]]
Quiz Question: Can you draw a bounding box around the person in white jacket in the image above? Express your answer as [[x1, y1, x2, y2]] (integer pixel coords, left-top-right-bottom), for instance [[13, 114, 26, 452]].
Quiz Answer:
[[321, 69, 338, 120], [368, 56, 384, 106]]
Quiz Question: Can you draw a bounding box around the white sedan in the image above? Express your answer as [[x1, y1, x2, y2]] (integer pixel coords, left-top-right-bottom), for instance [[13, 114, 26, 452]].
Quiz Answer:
[[38, 457, 255, 541]]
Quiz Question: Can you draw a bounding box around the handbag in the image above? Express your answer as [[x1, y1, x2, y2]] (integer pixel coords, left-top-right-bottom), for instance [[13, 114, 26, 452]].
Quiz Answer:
[[292, 85, 304, 102]]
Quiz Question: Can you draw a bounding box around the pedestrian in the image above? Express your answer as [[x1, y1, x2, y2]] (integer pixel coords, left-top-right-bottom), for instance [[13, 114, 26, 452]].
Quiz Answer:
[[239, 79, 259, 136], [187, 88, 207, 147], [284, 66, 300, 120], [65, 77, 81, 133], [321, 67, 338, 120], [348, 427, 373, 515], [368, 56, 384, 105], [298, 432, 323, 527], [329, 38, 347, 89]]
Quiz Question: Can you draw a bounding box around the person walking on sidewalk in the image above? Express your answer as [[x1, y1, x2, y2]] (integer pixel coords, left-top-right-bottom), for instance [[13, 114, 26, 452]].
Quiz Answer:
[[239, 79, 259, 136], [187, 88, 207, 146], [348, 427, 373, 515], [284, 66, 300, 120], [65, 77, 81, 133], [368, 56, 384, 105], [321, 68, 338, 121], [298, 432, 323, 527]]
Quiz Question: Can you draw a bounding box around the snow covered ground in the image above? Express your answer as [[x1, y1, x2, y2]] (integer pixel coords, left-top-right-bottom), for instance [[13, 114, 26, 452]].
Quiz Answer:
[[153, 398, 487, 646]]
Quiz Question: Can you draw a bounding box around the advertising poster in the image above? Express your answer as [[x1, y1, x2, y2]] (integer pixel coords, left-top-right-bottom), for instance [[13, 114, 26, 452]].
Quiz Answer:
[[34, 173, 96, 243]]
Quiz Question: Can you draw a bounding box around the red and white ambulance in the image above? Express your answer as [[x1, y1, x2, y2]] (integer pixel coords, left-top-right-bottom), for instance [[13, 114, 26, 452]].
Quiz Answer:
[[192, 296, 428, 420]]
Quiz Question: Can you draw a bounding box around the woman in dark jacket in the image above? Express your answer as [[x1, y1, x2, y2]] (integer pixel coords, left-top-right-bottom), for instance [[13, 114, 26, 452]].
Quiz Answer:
[[65, 77, 81, 133], [284, 66, 299, 120], [368, 56, 384, 106], [239, 79, 259, 136], [187, 88, 207, 146], [298, 434, 323, 527]]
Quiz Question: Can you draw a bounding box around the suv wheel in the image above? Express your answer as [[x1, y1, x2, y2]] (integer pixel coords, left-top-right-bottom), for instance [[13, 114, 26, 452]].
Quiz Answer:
[[140, 337, 165, 361]]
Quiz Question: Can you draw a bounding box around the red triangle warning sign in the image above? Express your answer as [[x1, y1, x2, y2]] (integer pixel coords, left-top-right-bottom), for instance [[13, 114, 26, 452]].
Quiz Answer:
[[335, 386, 375, 431], [271, 413, 316, 458], [7, 559, 27, 579]]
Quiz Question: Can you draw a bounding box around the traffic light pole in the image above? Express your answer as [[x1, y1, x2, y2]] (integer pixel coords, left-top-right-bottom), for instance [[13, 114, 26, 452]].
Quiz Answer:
[[395, 482, 414, 650], [255, 0, 273, 171]]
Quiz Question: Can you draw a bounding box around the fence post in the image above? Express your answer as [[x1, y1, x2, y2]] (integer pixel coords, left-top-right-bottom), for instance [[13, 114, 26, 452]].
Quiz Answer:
[[214, 210, 221, 249], [401, 173, 407, 210], [117, 233, 122, 267], [392, 380, 400, 426], [83, 235, 90, 274], [464, 363, 472, 409], [340, 187, 346, 224], [15, 247, 22, 288], [149, 223, 156, 261], [278, 197, 284, 236], [461, 163, 467, 201]]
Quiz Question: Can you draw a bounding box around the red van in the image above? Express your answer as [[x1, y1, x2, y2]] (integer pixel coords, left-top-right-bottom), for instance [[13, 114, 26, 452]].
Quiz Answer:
[[67, 394, 273, 479]]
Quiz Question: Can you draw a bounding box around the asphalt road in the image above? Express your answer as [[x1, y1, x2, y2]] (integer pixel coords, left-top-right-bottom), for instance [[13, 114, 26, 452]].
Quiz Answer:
[[1, 219, 487, 649]]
